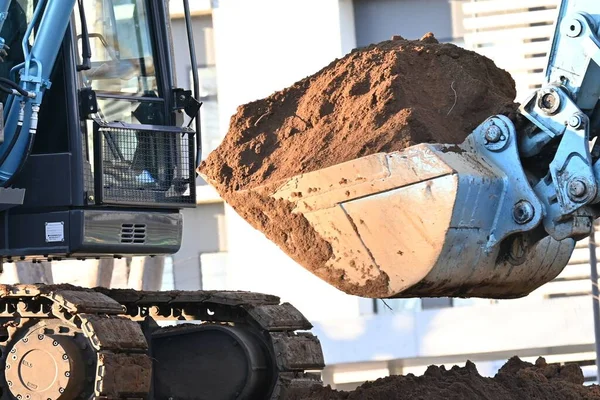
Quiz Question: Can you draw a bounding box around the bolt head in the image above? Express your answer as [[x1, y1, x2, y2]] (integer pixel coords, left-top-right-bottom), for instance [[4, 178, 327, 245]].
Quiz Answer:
[[538, 89, 561, 115], [568, 178, 587, 199], [569, 114, 583, 129], [565, 19, 583, 37], [541, 93, 556, 109], [513, 200, 535, 225], [484, 125, 503, 143]]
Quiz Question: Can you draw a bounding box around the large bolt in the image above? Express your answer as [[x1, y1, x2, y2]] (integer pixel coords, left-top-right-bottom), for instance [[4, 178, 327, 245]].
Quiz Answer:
[[513, 200, 535, 225], [568, 178, 587, 200], [541, 93, 557, 109], [484, 125, 503, 143], [538, 89, 561, 115], [569, 114, 584, 129], [569, 115, 581, 127], [566, 19, 583, 37]]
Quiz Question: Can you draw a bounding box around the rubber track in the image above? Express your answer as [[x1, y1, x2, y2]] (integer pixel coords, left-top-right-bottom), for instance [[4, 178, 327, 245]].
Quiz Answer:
[[0, 284, 325, 399]]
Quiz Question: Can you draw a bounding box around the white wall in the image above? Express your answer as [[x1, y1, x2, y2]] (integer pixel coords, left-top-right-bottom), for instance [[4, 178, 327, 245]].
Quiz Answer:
[[353, 0, 456, 46], [211, 0, 357, 138], [313, 295, 595, 367], [211, 0, 363, 321]]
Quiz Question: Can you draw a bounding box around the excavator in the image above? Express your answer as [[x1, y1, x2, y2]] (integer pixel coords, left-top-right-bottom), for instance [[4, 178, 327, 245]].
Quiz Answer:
[[0, 0, 324, 399], [0, 0, 596, 398]]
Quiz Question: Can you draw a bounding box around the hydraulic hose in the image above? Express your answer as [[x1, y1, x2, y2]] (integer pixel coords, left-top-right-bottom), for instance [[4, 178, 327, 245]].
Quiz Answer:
[[0, 102, 26, 185], [2, 123, 34, 188], [0, 83, 14, 95], [0, 83, 27, 97], [0, 78, 31, 98], [0, 124, 23, 183], [0, 102, 39, 188]]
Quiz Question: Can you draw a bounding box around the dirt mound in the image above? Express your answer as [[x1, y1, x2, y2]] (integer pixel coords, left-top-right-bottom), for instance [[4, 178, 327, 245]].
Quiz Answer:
[[199, 33, 518, 296], [285, 357, 600, 400]]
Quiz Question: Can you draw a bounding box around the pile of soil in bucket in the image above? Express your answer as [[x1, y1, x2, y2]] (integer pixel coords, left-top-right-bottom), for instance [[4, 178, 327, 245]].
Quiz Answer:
[[198, 33, 519, 297], [285, 357, 600, 400]]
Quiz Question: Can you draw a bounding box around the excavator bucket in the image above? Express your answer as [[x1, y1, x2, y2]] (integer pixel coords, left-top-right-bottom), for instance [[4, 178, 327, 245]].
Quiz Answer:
[[243, 118, 577, 299]]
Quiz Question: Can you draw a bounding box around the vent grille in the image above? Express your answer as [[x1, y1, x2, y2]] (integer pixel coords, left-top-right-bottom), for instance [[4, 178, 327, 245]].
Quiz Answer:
[[120, 223, 147, 244]]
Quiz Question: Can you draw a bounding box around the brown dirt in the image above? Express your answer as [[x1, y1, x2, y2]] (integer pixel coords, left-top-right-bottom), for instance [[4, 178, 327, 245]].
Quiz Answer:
[[199, 33, 519, 296], [284, 357, 600, 400]]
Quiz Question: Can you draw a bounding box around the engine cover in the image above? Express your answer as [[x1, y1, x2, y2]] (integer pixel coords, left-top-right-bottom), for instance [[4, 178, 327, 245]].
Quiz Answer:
[[0, 209, 183, 260]]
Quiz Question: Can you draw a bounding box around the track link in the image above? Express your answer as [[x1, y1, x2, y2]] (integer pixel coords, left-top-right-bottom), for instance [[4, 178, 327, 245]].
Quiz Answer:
[[0, 284, 324, 399]]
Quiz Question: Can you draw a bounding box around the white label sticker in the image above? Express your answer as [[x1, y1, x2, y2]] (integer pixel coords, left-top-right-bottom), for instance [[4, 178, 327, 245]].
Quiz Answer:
[[45, 222, 64, 243]]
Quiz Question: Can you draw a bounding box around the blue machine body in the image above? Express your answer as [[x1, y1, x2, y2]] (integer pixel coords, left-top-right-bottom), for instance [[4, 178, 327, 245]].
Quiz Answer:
[[0, 0, 75, 185], [0, 0, 199, 260]]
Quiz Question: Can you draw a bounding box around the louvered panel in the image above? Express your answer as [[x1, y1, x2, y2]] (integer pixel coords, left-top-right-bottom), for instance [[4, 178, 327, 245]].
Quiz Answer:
[[576, 238, 592, 249], [464, 25, 555, 46], [474, 41, 551, 58], [568, 247, 600, 265], [555, 263, 591, 281], [462, 0, 559, 100], [492, 56, 547, 73], [508, 72, 546, 89], [575, 224, 600, 248], [463, 9, 558, 30], [529, 278, 591, 298], [463, 0, 559, 14]]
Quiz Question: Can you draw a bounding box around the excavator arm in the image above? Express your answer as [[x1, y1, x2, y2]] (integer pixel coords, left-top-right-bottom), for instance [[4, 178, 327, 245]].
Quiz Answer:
[[0, 0, 74, 186]]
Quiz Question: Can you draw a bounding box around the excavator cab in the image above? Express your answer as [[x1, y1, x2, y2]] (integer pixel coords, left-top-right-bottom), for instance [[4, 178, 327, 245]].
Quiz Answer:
[[0, 0, 199, 261]]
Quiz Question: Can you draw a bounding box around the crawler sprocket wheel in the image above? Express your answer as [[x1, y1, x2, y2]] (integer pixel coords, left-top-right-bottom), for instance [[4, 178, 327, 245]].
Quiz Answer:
[[0, 285, 152, 400], [2, 319, 96, 400]]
